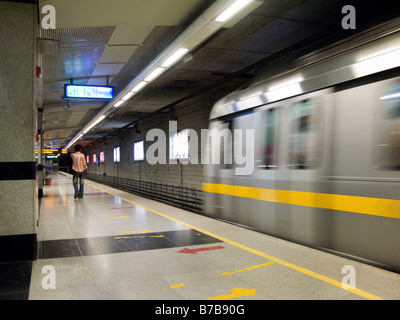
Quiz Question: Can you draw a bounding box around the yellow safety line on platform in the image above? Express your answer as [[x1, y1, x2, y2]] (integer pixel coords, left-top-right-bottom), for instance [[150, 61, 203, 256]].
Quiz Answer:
[[170, 283, 186, 289], [207, 288, 257, 300], [221, 262, 275, 276], [85, 181, 384, 300]]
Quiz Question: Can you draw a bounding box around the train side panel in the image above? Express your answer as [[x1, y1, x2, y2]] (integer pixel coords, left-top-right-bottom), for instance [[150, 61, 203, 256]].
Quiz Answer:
[[330, 77, 400, 268]]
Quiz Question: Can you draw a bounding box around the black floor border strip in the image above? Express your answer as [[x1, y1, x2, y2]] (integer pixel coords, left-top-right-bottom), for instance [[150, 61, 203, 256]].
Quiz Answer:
[[0, 261, 33, 300], [38, 229, 223, 259]]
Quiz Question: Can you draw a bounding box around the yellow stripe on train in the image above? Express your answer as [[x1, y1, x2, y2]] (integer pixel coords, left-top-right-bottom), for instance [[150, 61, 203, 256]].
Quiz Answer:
[[202, 183, 400, 220]]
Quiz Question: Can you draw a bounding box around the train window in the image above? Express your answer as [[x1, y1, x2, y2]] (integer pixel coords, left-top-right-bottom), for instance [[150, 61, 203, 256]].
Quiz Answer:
[[373, 82, 400, 170], [261, 108, 279, 169], [288, 98, 322, 169]]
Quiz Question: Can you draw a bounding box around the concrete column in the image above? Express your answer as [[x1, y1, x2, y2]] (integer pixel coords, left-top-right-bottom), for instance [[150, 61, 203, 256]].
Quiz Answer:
[[0, 1, 38, 262]]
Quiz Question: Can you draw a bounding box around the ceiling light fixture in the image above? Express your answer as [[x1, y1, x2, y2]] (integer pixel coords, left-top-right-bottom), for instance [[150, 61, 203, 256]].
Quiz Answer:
[[215, 0, 253, 22], [66, 133, 83, 149], [113, 100, 124, 108], [82, 115, 106, 134], [161, 48, 189, 67], [131, 81, 148, 92], [145, 67, 165, 82], [121, 91, 135, 101]]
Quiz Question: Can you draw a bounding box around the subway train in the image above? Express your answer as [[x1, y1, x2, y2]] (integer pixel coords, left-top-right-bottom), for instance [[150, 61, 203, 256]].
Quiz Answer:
[[203, 19, 400, 272]]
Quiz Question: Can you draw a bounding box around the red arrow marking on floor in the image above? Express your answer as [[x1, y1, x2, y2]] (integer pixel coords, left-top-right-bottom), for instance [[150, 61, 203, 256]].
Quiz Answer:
[[177, 246, 225, 254]]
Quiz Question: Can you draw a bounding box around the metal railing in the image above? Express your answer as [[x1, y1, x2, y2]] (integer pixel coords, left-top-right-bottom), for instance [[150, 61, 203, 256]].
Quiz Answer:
[[86, 173, 203, 213]]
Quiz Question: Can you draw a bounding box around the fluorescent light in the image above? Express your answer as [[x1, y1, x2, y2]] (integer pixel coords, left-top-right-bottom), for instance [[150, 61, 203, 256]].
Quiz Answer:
[[67, 133, 84, 148], [121, 91, 134, 101], [131, 81, 148, 92], [94, 115, 106, 124], [161, 48, 189, 67], [145, 67, 165, 82], [380, 92, 400, 100], [113, 100, 125, 108], [215, 0, 253, 22], [84, 115, 106, 134]]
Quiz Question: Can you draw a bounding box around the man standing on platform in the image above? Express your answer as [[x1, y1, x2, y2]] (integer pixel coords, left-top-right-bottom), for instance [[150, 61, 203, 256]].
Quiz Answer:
[[71, 145, 87, 199]]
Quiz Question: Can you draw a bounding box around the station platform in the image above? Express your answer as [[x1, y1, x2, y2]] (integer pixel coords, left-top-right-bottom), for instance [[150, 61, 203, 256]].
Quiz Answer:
[[3, 172, 400, 302]]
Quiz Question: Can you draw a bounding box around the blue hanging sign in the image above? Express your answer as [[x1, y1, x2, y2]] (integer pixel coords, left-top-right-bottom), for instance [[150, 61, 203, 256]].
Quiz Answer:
[[64, 85, 114, 99]]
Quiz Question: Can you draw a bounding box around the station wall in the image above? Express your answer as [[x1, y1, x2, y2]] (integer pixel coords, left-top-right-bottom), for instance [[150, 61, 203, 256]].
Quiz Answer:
[[84, 92, 216, 191]]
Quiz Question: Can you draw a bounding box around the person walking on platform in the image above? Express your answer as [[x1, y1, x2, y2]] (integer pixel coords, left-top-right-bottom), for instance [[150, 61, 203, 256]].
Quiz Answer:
[[71, 145, 87, 199]]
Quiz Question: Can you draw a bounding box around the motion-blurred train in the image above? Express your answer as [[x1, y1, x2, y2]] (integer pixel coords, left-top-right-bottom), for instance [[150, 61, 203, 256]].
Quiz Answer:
[[203, 18, 400, 272]]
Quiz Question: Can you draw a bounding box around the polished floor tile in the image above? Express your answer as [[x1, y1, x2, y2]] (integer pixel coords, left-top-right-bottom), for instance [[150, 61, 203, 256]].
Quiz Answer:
[[29, 257, 100, 300]]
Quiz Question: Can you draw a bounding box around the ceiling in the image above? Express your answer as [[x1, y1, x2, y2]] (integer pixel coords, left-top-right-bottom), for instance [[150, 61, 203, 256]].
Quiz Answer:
[[38, 0, 399, 149]]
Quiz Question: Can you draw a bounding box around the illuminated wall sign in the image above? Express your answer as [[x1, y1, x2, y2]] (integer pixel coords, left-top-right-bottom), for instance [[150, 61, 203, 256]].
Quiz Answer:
[[36, 149, 60, 155], [65, 85, 114, 99], [113, 147, 120, 163], [134, 141, 144, 161], [170, 129, 190, 160], [100, 151, 105, 163]]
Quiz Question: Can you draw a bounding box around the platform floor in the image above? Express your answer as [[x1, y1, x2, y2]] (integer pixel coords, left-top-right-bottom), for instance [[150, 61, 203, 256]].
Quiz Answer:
[[3, 172, 400, 300]]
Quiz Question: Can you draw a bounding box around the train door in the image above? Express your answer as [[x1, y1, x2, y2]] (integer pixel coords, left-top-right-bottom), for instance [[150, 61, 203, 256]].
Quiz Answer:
[[203, 119, 231, 218], [203, 116, 239, 220], [282, 89, 333, 247], [230, 111, 256, 225], [218, 118, 236, 221], [247, 104, 281, 233]]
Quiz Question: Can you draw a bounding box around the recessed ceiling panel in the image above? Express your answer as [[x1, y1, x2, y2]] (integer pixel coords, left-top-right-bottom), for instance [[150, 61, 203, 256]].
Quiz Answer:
[[108, 25, 154, 45], [40, 0, 209, 28], [39, 26, 116, 48], [99, 45, 139, 64], [91, 63, 125, 77]]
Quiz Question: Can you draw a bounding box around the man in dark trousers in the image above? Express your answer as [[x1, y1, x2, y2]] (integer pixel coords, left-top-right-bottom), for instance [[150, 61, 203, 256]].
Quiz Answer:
[[70, 145, 87, 199]]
